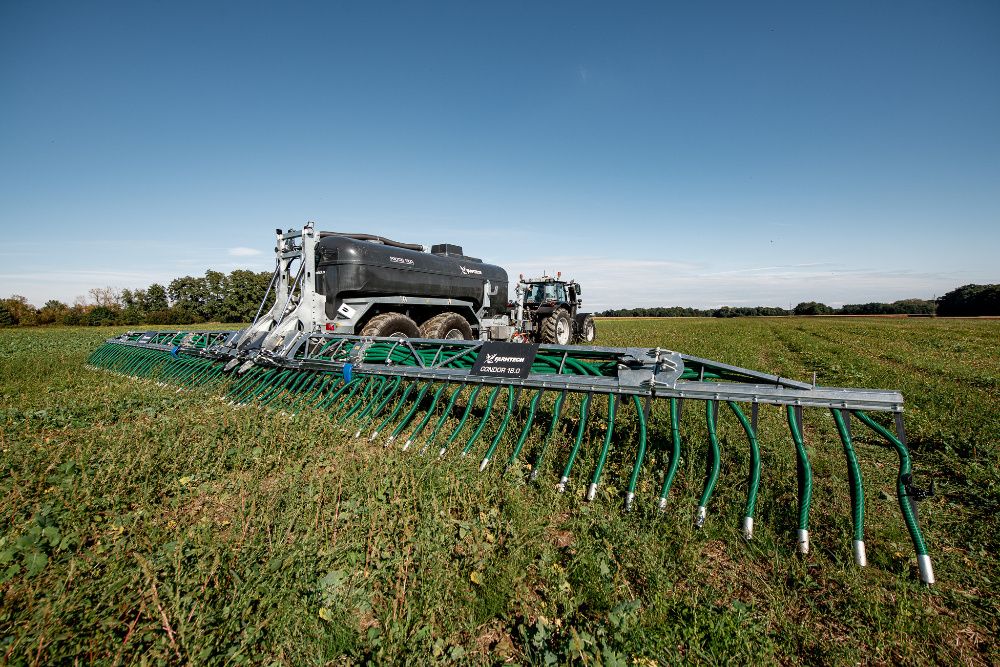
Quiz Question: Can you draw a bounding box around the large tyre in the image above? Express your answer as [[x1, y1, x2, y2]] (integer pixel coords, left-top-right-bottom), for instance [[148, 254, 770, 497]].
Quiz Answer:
[[541, 309, 572, 345], [360, 312, 420, 338], [576, 315, 596, 343], [420, 312, 474, 340]]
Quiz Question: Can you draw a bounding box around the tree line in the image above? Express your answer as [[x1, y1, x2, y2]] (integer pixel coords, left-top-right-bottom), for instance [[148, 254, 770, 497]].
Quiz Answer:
[[599, 305, 791, 318], [0, 269, 275, 327], [599, 285, 999, 318], [1, 280, 997, 327]]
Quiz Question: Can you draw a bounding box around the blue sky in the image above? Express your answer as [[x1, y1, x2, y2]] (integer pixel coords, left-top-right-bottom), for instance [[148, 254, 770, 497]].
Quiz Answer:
[[2, 1, 998, 310]]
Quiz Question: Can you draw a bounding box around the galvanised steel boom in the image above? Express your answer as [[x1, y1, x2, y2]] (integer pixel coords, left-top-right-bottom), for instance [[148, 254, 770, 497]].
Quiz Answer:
[[88, 328, 934, 584]]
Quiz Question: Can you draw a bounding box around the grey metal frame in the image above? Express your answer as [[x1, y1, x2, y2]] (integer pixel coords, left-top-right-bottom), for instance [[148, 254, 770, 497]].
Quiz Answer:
[[216, 330, 905, 413]]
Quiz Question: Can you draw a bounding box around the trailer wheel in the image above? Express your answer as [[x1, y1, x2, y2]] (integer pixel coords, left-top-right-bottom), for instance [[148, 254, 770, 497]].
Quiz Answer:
[[578, 315, 596, 343], [420, 312, 474, 340], [541, 309, 572, 345], [360, 312, 421, 338]]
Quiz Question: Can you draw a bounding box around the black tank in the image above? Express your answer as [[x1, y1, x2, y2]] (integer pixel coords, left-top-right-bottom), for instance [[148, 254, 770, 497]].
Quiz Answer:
[[315, 235, 509, 319]]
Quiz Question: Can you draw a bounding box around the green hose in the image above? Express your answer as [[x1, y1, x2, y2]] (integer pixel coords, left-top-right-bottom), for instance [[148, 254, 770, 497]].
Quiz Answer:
[[461, 385, 503, 456], [657, 398, 682, 511], [389, 382, 432, 443], [254, 370, 295, 405], [263, 371, 309, 406], [256, 369, 296, 405], [832, 409, 867, 566], [696, 401, 721, 527], [403, 383, 448, 450], [290, 373, 333, 412], [372, 381, 416, 439], [283, 371, 319, 405], [587, 394, 618, 501], [624, 395, 648, 510], [786, 405, 812, 554], [422, 384, 466, 454], [315, 376, 354, 411], [558, 393, 592, 492], [480, 386, 518, 469], [853, 410, 932, 583], [530, 391, 567, 481], [336, 376, 381, 423], [440, 385, 483, 456], [226, 367, 264, 404], [353, 375, 404, 435], [727, 401, 761, 539], [237, 369, 284, 405], [507, 390, 543, 471]]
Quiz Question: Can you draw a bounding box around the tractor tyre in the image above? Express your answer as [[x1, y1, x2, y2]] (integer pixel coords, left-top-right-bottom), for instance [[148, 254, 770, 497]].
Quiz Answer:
[[360, 312, 420, 338], [576, 315, 596, 343], [541, 309, 572, 345], [420, 312, 474, 340]]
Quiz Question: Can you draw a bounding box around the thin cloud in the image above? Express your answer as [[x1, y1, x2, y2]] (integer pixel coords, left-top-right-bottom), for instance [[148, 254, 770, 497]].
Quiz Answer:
[[0, 270, 159, 283], [228, 247, 262, 257], [490, 256, 974, 311]]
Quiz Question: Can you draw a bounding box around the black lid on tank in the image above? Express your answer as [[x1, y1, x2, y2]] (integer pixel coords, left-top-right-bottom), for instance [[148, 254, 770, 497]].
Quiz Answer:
[[431, 243, 461, 254], [430, 244, 481, 262]]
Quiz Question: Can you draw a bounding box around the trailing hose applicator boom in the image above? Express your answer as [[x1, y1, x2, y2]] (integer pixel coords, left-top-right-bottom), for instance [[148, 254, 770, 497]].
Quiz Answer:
[[89, 327, 935, 585]]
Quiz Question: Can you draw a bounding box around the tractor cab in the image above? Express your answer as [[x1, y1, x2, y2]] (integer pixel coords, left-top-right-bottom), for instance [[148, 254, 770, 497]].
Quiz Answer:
[[524, 280, 568, 305], [514, 273, 594, 344]]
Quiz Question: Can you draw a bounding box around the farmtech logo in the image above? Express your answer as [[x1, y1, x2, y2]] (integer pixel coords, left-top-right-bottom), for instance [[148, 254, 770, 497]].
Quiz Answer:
[[459, 265, 482, 275], [485, 353, 526, 364], [470, 341, 537, 378]]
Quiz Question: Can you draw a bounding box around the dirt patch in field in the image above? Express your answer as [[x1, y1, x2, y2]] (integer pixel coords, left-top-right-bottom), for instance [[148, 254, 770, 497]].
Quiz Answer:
[[545, 511, 576, 549], [171, 480, 237, 534], [472, 621, 517, 662]]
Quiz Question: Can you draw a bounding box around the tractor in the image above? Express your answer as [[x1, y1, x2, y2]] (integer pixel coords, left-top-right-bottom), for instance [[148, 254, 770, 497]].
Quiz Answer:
[[513, 274, 596, 345]]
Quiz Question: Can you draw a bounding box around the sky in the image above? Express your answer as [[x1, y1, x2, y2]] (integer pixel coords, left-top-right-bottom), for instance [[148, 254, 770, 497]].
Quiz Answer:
[[1, 1, 998, 311]]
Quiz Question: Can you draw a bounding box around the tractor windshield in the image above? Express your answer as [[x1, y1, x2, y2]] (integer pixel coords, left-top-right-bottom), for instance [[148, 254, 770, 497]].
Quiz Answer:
[[526, 283, 565, 303]]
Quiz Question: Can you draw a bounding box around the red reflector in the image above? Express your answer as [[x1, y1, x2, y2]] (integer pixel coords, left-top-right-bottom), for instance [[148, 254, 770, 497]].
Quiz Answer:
[[325, 323, 336, 331]]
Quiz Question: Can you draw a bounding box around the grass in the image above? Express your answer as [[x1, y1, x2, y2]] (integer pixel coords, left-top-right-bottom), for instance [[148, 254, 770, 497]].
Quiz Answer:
[[0, 318, 997, 665]]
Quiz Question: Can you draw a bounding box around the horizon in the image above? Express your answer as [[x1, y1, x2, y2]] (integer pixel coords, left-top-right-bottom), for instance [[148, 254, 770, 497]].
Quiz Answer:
[[2, 2, 998, 311]]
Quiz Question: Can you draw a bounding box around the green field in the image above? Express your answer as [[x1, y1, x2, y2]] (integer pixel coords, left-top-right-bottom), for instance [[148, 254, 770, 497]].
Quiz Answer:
[[1, 318, 997, 665]]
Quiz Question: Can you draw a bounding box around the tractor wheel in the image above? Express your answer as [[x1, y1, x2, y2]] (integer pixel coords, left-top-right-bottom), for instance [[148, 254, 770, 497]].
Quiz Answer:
[[360, 312, 420, 338], [577, 315, 596, 343], [420, 312, 474, 340], [541, 309, 572, 345]]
